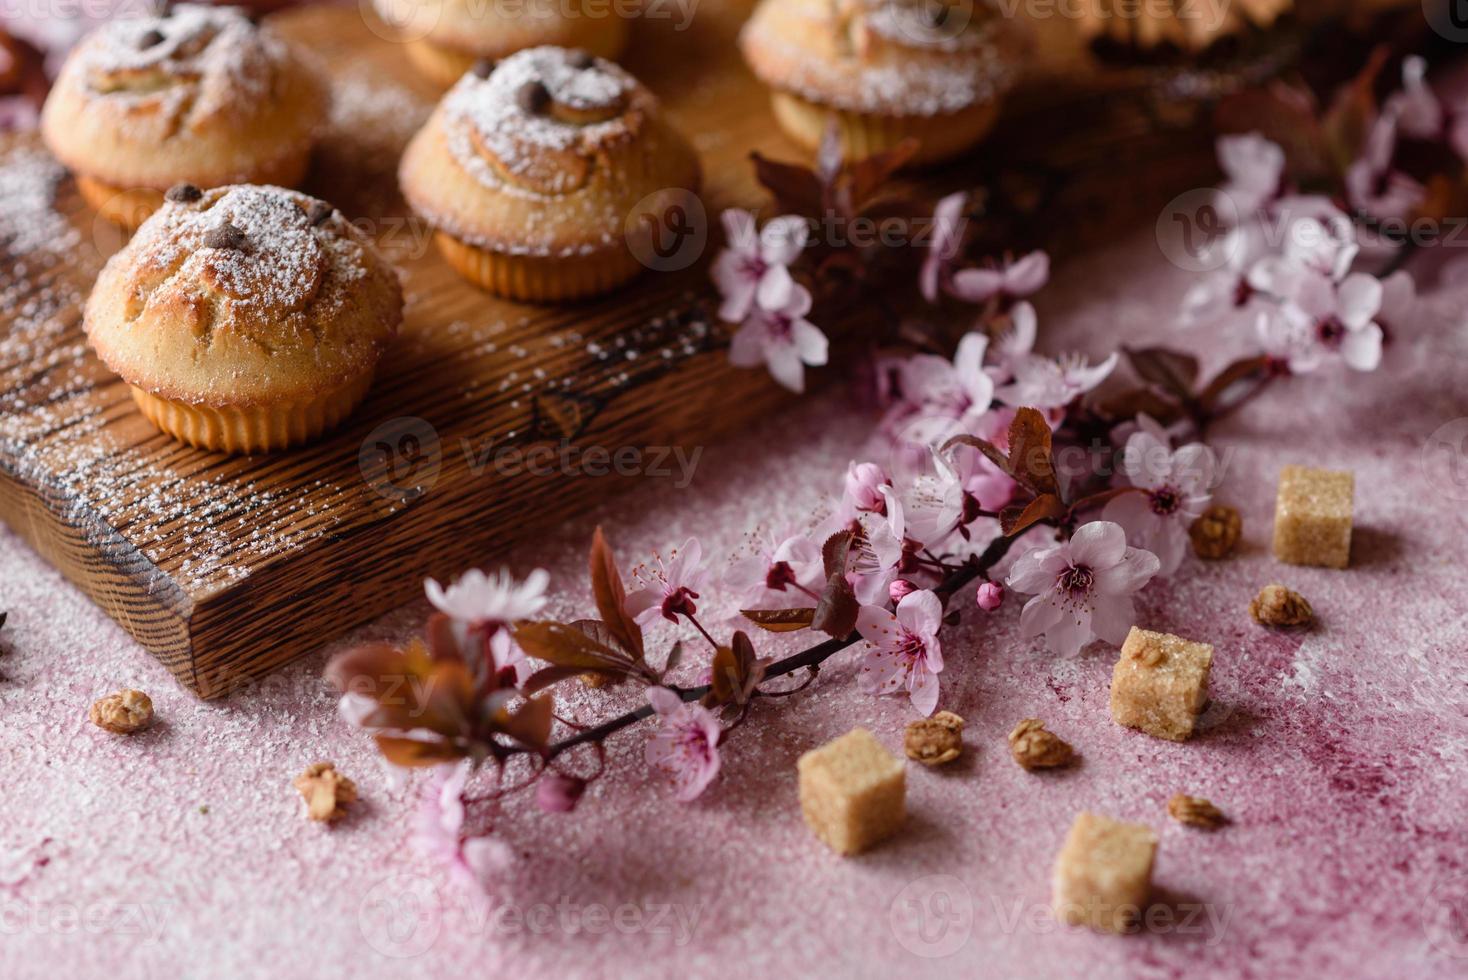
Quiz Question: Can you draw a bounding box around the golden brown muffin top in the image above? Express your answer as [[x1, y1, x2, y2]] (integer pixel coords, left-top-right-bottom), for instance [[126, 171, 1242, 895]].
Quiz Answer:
[[740, 0, 1028, 117], [399, 46, 701, 257], [85, 184, 403, 406]]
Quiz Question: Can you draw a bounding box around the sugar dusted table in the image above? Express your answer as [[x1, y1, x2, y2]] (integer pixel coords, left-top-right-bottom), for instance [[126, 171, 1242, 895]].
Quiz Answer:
[[3, 227, 1467, 979]]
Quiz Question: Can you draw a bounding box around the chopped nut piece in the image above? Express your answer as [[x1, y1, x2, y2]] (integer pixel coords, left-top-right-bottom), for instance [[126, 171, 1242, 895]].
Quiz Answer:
[[1167, 793, 1226, 828], [1109, 628, 1213, 742], [798, 729, 905, 855], [1272, 465, 1354, 568], [1189, 504, 1242, 559], [89, 690, 154, 734], [1249, 584, 1314, 628], [294, 762, 358, 823], [1008, 719, 1074, 770], [1052, 811, 1158, 934], [904, 711, 964, 766]]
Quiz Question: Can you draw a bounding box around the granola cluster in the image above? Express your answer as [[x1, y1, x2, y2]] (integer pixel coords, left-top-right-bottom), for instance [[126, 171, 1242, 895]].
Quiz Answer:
[[1008, 718, 1074, 770], [1189, 504, 1242, 560], [904, 711, 965, 766], [89, 690, 154, 734], [1250, 584, 1314, 628], [294, 762, 359, 823], [1167, 793, 1227, 828]]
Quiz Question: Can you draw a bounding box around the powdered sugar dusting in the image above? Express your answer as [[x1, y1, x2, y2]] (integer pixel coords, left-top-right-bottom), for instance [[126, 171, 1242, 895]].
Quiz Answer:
[[444, 46, 643, 195], [70, 4, 284, 131]]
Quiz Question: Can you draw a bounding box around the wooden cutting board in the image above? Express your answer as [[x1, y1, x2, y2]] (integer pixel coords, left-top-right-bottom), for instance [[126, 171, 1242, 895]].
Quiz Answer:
[[0, 2, 1238, 697]]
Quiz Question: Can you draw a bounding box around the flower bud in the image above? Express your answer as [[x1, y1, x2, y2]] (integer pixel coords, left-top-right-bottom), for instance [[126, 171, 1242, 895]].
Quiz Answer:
[[536, 773, 587, 813], [976, 582, 1004, 611], [844, 462, 890, 514], [890, 579, 918, 603]]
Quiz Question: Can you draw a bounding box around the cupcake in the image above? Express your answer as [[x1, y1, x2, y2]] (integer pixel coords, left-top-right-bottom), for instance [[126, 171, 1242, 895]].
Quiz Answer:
[[739, 0, 1028, 166], [1078, 0, 1292, 62], [40, 5, 328, 231], [84, 185, 404, 454], [373, 0, 631, 89], [398, 46, 702, 303]]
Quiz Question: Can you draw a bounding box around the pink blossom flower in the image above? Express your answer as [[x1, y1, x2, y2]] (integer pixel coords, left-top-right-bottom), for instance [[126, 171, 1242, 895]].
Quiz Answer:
[[920, 191, 969, 303], [1255, 271, 1384, 374], [1007, 521, 1160, 657], [1248, 201, 1358, 292], [723, 529, 823, 609], [535, 773, 586, 813], [848, 488, 911, 606], [1213, 132, 1285, 218], [976, 582, 1004, 611], [625, 538, 711, 626], [894, 332, 995, 445], [855, 589, 946, 716], [988, 301, 1038, 382], [1345, 112, 1426, 223], [1180, 222, 1271, 326], [1101, 420, 1217, 574], [948, 251, 1050, 307], [712, 210, 809, 323], [412, 763, 514, 892], [644, 686, 721, 801], [425, 568, 549, 626], [842, 461, 892, 518], [994, 348, 1118, 411], [727, 283, 829, 393], [1389, 56, 1446, 142]]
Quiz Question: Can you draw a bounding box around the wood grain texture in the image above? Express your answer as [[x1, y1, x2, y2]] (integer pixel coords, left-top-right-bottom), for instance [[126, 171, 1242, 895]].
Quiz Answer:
[[0, 2, 1247, 697]]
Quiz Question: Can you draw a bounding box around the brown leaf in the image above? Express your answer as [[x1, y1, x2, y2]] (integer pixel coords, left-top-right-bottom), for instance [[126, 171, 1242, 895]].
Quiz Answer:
[[811, 573, 860, 638], [498, 694, 554, 752], [941, 433, 1011, 479], [821, 529, 854, 580], [1322, 46, 1388, 177], [751, 151, 823, 217], [1097, 387, 1184, 425], [589, 527, 644, 661], [1123, 346, 1200, 400], [848, 138, 920, 211], [708, 631, 769, 707], [1006, 407, 1058, 496], [1000, 493, 1067, 536], [1198, 355, 1269, 411], [514, 622, 637, 674], [740, 608, 816, 632]]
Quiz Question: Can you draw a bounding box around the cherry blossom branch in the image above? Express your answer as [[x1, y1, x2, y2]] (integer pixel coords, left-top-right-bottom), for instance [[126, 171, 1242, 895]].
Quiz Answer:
[[510, 532, 1018, 761]]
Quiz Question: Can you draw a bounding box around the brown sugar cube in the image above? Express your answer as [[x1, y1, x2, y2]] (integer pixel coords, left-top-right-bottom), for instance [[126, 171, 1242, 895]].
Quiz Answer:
[[1109, 627, 1213, 742], [797, 728, 905, 855], [1272, 465, 1354, 569], [1052, 811, 1158, 934]]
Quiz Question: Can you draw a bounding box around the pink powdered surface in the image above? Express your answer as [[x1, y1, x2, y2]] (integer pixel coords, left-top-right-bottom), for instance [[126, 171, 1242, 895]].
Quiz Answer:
[[3, 231, 1467, 979]]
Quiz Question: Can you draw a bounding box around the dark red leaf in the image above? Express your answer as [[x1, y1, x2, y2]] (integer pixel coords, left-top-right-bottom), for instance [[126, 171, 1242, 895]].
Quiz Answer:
[[848, 138, 920, 211], [821, 529, 854, 580], [589, 527, 643, 661], [811, 573, 860, 638], [1199, 356, 1270, 411], [514, 621, 637, 674], [751, 151, 824, 217], [941, 434, 1012, 480]]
